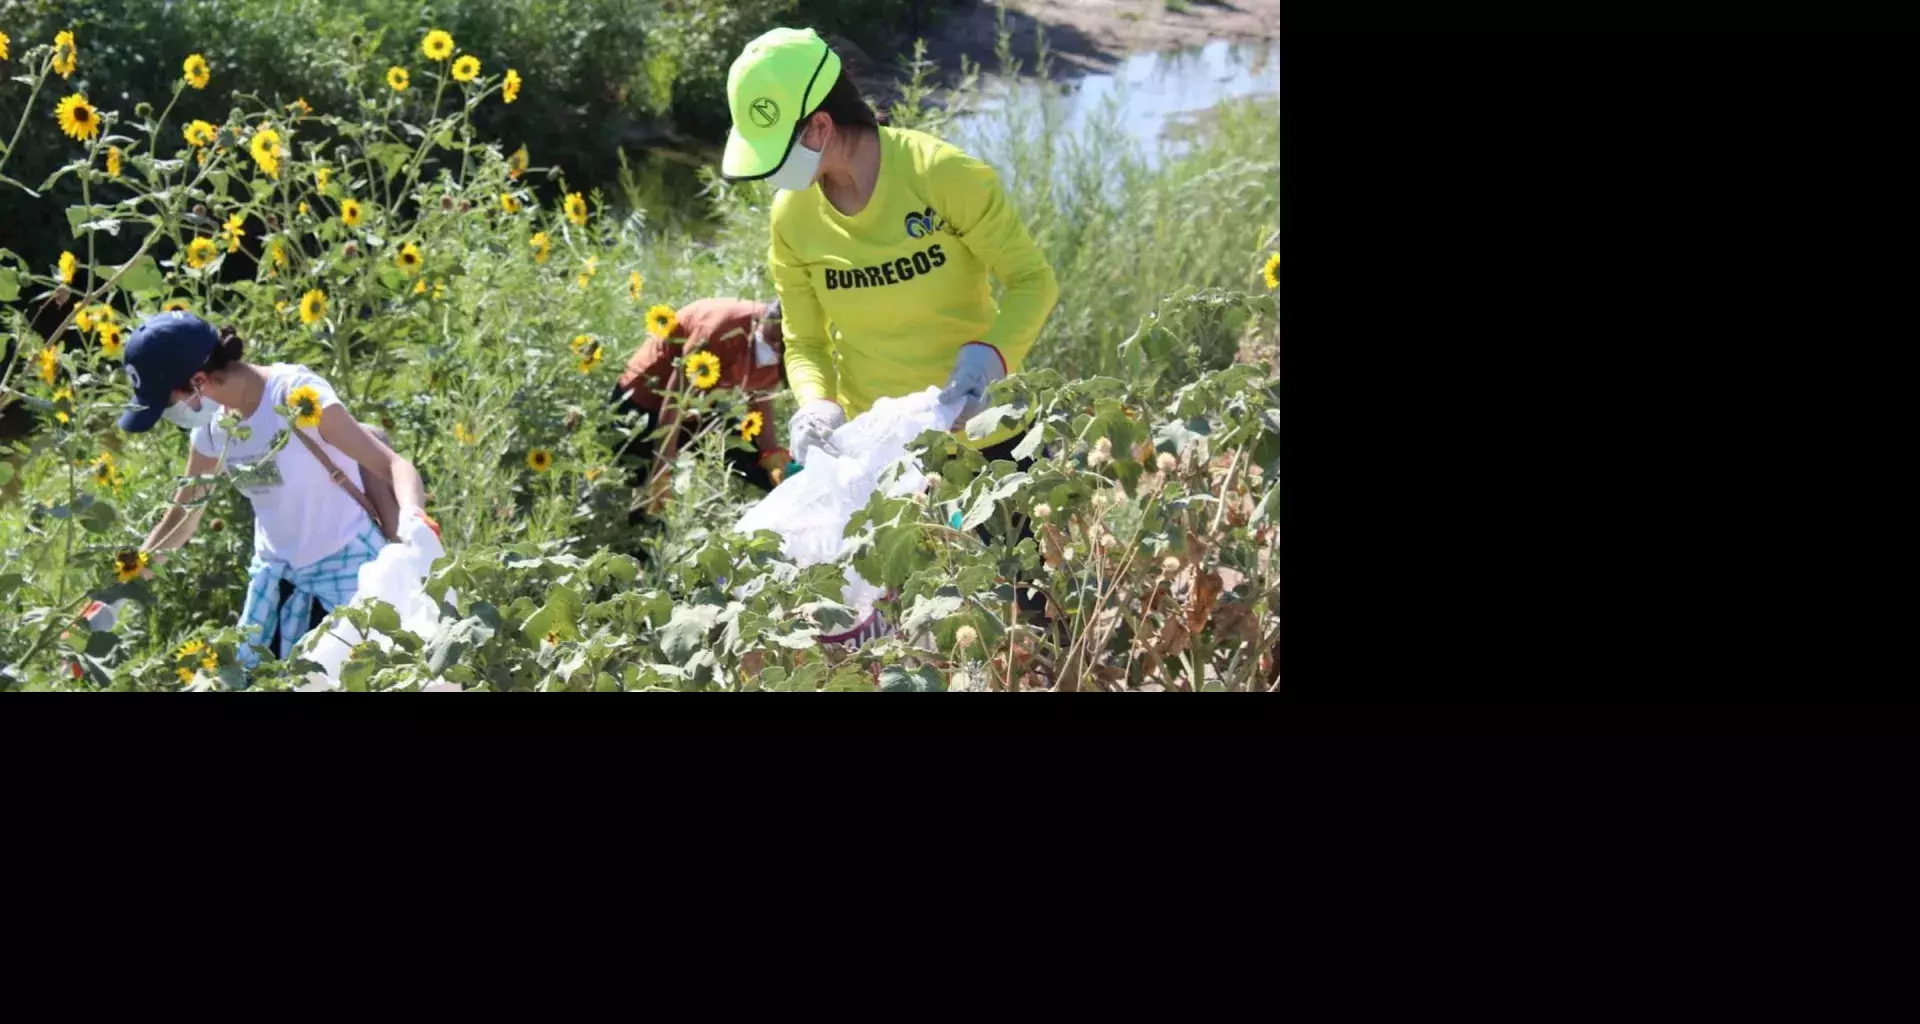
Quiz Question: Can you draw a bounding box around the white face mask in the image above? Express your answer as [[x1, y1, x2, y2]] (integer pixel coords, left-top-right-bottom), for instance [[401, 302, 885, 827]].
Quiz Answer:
[[767, 130, 824, 192], [163, 391, 217, 431]]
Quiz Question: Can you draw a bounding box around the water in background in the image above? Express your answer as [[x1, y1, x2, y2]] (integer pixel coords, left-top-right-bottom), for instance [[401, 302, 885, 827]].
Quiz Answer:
[[952, 39, 1281, 169]]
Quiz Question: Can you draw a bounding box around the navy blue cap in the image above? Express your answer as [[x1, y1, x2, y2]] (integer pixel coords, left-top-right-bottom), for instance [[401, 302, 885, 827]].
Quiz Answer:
[[118, 311, 218, 433]]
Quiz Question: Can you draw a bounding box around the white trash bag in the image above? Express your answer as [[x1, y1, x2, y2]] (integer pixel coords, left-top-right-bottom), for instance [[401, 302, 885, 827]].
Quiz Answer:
[[296, 513, 458, 691], [735, 387, 960, 628]]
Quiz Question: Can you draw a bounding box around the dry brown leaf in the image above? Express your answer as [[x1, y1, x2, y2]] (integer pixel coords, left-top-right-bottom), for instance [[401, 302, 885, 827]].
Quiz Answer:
[[1186, 571, 1223, 634]]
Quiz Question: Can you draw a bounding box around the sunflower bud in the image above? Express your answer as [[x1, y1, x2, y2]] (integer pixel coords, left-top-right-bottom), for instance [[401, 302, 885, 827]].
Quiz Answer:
[[563, 408, 583, 430], [1161, 556, 1180, 578], [439, 195, 455, 213], [265, 214, 279, 231], [342, 241, 359, 258], [209, 518, 225, 533], [134, 102, 154, 119], [954, 625, 979, 654], [457, 199, 472, 213], [52, 284, 71, 306], [192, 203, 208, 218], [924, 473, 943, 491], [380, 416, 396, 433]]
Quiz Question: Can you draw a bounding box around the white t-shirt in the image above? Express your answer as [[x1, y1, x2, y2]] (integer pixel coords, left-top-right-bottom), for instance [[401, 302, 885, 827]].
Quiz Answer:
[[192, 364, 374, 569]]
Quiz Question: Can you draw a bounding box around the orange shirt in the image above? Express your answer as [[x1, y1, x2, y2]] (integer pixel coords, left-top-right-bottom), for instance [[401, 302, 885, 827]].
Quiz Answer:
[[614, 298, 785, 460]]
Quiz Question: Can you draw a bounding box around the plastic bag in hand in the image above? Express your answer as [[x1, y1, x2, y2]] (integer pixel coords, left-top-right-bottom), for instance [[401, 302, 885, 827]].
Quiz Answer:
[[735, 387, 961, 620], [297, 513, 457, 691]]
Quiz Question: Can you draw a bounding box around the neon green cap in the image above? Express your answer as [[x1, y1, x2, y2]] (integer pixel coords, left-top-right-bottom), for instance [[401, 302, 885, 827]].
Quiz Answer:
[[722, 27, 843, 181]]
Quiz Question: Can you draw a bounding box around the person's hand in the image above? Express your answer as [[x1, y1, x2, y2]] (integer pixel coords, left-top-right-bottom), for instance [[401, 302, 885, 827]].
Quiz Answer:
[[788, 400, 845, 464], [759, 448, 792, 487], [400, 506, 442, 541], [939, 343, 1007, 429]]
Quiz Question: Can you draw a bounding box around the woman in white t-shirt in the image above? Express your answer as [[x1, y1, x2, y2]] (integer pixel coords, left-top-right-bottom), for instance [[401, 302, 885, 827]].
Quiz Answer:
[[117, 311, 439, 670]]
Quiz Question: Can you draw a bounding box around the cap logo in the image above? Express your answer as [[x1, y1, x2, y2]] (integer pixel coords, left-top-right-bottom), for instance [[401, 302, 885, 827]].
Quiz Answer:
[[749, 97, 780, 128], [126, 365, 143, 390]]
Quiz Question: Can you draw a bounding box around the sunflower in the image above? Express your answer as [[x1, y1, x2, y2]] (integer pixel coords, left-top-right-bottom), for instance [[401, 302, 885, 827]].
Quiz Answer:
[[175, 666, 196, 684], [249, 126, 282, 178], [741, 410, 765, 443], [1262, 252, 1280, 289], [75, 306, 96, 333], [52, 30, 76, 79], [585, 466, 604, 483], [91, 452, 122, 490], [503, 68, 522, 103], [183, 53, 210, 90], [185, 237, 217, 270], [98, 321, 125, 357], [298, 201, 309, 217], [526, 448, 553, 473], [289, 97, 312, 115], [451, 55, 480, 82], [685, 350, 722, 390], [162, 298, 191, 313], [341, 198, 363, 227], [222, 213, 246, 252], [413, 278, 428, 296], [316, 166, 331, 192], [433, 281, 446, 301], [387, 66, 410, 92], [454, 420, 476, 445], [396, 241, 423, 274], [177, 640, 206, 663], [646, 304, 677, 338], [287, 384, 323, 429], [575, 256, 597, 289], [577, 343, 604, 374], [570, 334, 595, 356], [628, 270, 643, 301], [52, 387, 73, 424], [422, 29, 454, 62], [508, 146, 529, 180], [529, 231, 550, 264], [299, 288, 326, 326], [105, 145, 122, 178], [268, 239, 288, 273], [0, 29, 9, 62], [499, 192, 520, 214], [183, 119, 216, 148], [564, 191, 588, 226], [55, 94, 99, 141], [58, 250, 76, 284], [113, 549, 149, 584]]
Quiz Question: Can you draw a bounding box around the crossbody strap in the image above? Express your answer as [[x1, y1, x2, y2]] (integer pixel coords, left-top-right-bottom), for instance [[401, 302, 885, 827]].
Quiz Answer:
[[289, 425, 385, 532]]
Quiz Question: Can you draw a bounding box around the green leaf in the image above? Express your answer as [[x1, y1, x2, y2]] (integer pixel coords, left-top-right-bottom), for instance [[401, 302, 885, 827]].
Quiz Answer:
[[901, 587, 965, 634], [366, 142, 413, 184], [824, 667, 876, 692], [340, 654, 374, 692], [366, 600, 402, 635], [961, 471, 1031, 532], [207, 170, 230, 199], [769, 663, 826, 692], [425, 615, 496, 676], [878, 665, 945, 692], [857, 523, 931, 592], [77, 499, 118, 535], [0, 268, 19, 302], [1011, 422, 1047, 461], [250, 177, 275, 201], [965, 402, 1024, 440], [116, 256, 164, 296], [0, 572, 23, 598], [521, 582, 586, 642], [658, 603, 723, 662]]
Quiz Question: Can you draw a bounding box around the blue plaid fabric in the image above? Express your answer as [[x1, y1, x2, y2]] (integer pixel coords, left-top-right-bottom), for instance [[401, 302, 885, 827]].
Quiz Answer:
[[235, 519, 386, 669]]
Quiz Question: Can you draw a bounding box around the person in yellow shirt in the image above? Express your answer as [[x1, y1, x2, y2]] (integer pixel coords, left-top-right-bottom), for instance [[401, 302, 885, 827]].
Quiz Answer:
[[719, 27, 1059, 464]]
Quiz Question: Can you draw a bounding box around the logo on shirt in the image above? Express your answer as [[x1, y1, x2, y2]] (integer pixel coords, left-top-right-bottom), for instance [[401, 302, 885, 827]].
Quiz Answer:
[[749, 97, 781, 129], [823, 244, 948, 291], [905, 207, 949, 239]]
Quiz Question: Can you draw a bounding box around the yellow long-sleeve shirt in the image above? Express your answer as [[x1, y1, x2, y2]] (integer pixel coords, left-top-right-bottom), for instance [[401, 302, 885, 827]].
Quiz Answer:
[[770, 126, 1059, 448]]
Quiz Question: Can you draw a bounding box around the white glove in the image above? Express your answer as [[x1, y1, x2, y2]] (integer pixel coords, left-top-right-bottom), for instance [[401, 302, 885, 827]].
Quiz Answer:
[[939, 343, 1007, 428], [788, 399, 846, 464]]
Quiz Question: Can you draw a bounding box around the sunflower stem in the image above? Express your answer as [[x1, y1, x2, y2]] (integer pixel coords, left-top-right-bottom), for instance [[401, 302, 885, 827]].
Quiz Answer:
[[0, 50, 53, 181]]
